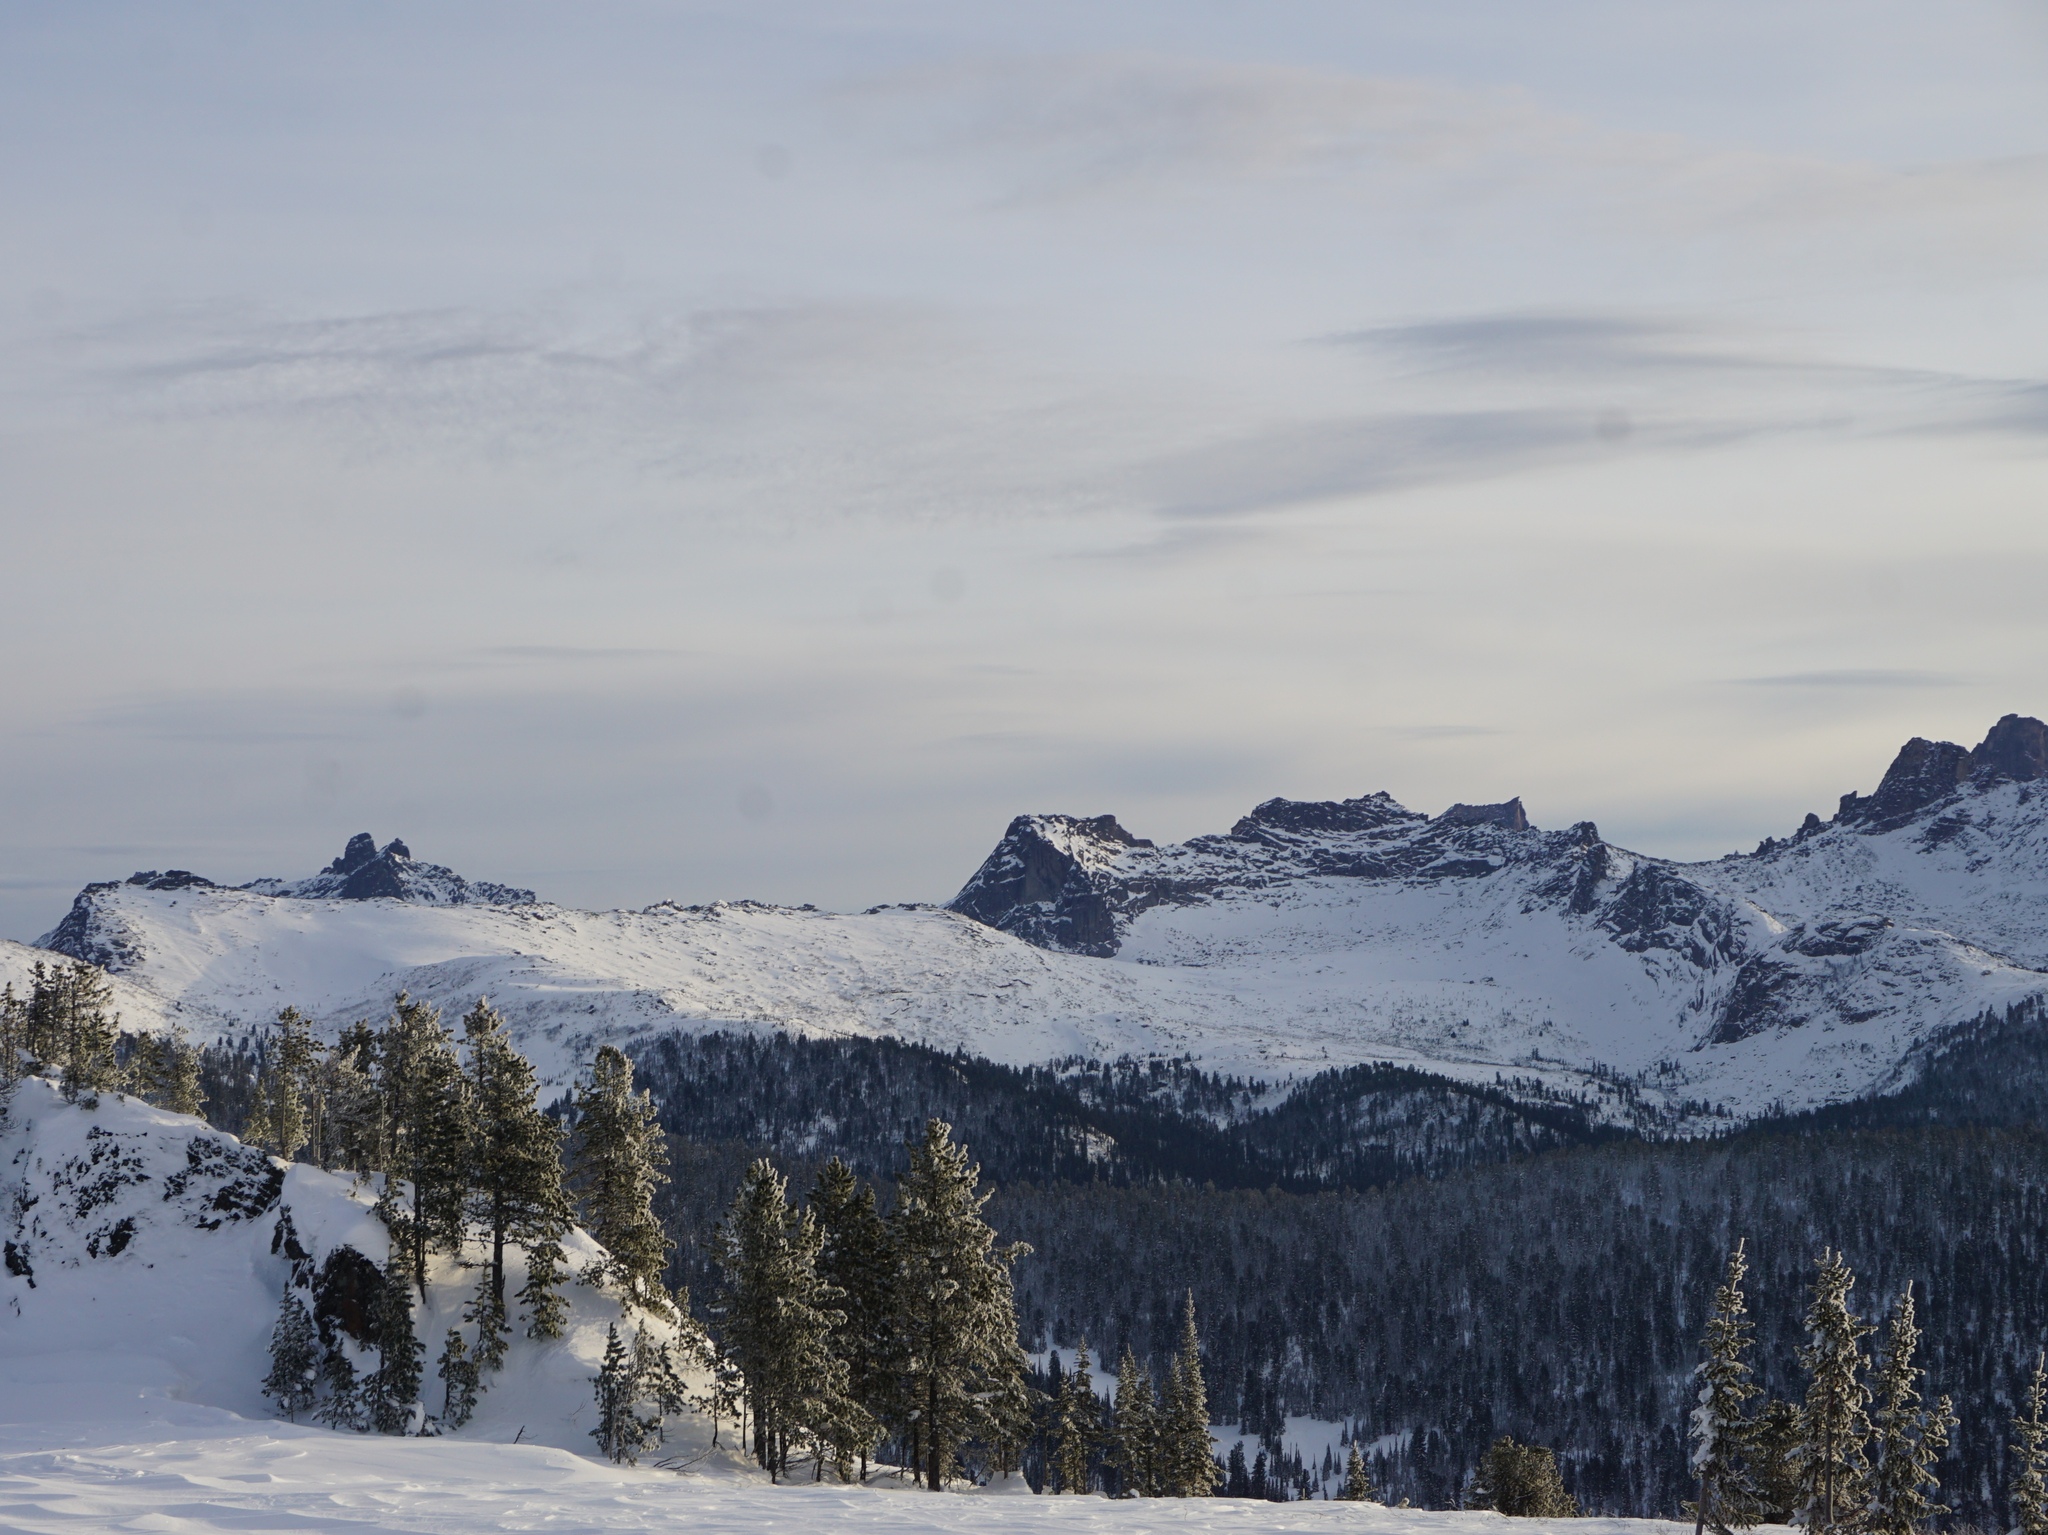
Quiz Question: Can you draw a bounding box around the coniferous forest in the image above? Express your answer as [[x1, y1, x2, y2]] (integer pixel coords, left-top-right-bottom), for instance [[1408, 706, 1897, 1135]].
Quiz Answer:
[[160, 993, 2048, 1522]]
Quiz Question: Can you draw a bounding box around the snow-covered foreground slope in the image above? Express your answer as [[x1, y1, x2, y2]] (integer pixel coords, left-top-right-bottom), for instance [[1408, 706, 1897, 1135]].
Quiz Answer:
[[0, 1388, 1697, 1535], [0, 1078, 716, 1460], [29, 716, 2048, 1120]]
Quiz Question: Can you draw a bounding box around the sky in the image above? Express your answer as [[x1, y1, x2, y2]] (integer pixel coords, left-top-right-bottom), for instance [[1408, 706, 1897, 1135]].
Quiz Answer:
[[3, 1, 2048, 938]]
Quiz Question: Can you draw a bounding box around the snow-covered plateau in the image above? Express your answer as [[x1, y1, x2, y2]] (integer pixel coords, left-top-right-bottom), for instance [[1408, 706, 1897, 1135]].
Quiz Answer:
[[19, 715, 2048, 1122]]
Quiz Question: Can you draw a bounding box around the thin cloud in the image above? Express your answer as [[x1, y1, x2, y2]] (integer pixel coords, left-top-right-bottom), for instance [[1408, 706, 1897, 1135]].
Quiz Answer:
[[1730, 669, 1969, 689]]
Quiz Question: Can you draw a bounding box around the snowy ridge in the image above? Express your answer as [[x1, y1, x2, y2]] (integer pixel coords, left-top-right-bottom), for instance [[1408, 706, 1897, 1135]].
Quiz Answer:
[[22, 717, 2048, 1121], [0, 1076, 713, 1456]]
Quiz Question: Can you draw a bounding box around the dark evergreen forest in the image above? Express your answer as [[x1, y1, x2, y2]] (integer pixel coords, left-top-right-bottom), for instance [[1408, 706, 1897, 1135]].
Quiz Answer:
[[191, 1000, 2048, 1520]]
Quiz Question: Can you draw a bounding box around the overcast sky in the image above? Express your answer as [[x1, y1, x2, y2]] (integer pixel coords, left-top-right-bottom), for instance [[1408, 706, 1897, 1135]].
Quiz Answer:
[[3, 1, 2047, 937]]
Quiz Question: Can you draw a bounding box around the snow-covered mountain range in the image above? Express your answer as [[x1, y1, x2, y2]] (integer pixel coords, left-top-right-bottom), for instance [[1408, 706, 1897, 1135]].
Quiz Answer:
[[16, 715, 2048, 1122]]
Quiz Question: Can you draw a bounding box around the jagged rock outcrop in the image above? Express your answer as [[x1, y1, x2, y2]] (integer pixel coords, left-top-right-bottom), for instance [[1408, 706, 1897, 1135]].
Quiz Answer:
[[243, 833, 534, 906], [39, 835, 533, 971], [1836, 713, 2048, 830]]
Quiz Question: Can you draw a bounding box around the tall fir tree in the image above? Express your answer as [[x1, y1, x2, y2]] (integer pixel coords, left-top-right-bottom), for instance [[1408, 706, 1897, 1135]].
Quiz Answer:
[[437, 1328, 479, 1431], [134, 1021, 205, 1116], [1160, 1292, 1219, 1496], [376, 995, 473, 1298], [810, 1158, 899, 1481], [366, 1260, 425, 1434], [1340, 1442, 1379, 1502], [591, 1322, 656, 1464], [2013, 1352, 2048, 1535], [252, 1007, 318, 1161], [892, 1118, 1032, 1490], [262, 1286, 321, 1422], [570, 1046, 674, 1313], [1110, 1344, 1159, 1497], [1692, 1238, 1765, 1535], [461, 1000, 571, 1334], [1864, 1285, 1955, 1535], [1796, 1248, 1875, 1533], [1050, 1339, 1099, 1493], [715, 1159, 864, 1481], [319, 1021, 384, 1173], [25, 961, 121, 1102]]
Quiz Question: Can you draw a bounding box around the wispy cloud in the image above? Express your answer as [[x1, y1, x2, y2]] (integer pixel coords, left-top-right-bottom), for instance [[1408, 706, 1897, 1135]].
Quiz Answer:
[[1729, 669, 1970, 689]]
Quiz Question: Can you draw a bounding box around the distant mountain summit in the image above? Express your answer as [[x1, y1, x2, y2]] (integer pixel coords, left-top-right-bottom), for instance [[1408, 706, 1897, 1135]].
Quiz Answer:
[[19, 717, 2048, 1119], [38, 834, 532, 970]]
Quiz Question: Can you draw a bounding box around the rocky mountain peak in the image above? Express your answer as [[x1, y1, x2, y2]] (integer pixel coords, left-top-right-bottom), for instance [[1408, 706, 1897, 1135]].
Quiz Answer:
[[1436, 798, 1530, 833], [1837, 714, 2048, 829]]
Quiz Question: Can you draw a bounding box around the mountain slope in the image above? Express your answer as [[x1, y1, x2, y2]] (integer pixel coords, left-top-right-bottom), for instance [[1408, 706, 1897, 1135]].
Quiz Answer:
[[0, 1075, 710, 1454], [26, 717, 2048, 1121]]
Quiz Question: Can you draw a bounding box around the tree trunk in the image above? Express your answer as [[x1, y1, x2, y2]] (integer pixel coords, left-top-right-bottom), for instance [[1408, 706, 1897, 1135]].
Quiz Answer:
[[926, 1371, 942, 1490]]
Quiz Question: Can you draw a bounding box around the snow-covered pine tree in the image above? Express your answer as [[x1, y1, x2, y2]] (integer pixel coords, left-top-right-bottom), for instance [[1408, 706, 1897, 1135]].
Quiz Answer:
[[1110, 1343, 1158, 1497], [1340, 1442, 1379, 1501], [252, 1007, 318, 1162], [591, 1322, 656, 1464], [463, 1278, 510, 1376], [1865, 1285, 1955, 1535], [891, 1118, 1032, 1490], [1051, 1338, 1099, 1493], [461, 1000, 571, 1335], [377, 995, 473, 1298], [810, 1158, 899, 1481], [28, 960, 121, 1103], [318, 1021, 384, 1174], [715, 1158, 863, 1481], [1795, 1248, 1875, 1533], [517, 1236, 570, 1340], [570, 1045, 674, 1313], [1471, 1437, 1578, 1516], [633, 1329, 692, 1451], [2014, 1352, 2048, 1535], [366, 1261, 425, 1435], [1692, 1238, 1765, 1535], [316, 1345, 365, 1432], [0, 983, 24, 1094], [437, 1328, 479, 1431], [1752, 1400, 1804, 1522], [1160, 1291, 1219, 1497], [262, 1286, 320, 1422], [135, 1021, 204, 1116]]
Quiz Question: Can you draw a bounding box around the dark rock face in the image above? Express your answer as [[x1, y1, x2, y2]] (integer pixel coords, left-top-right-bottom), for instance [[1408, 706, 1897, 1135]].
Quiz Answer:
[[123, 870, 216, 891], [1973, 714, 2048, 783], [1436, 798, 1530, 833], [1231, 794, 1415, 839], [948, 814, 1150, 957], [1836, 715, 2048, 829], [325, 833, 380, 877], [313, 1245, 383, 1348], [1600, 864, 1738, 968]]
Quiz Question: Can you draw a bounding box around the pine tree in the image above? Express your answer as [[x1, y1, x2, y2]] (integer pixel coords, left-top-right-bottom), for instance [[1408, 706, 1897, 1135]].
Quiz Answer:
[[461, 1000, 571, 1332], [1110, 1344, 1158, 1497], [2014, 1353, 2048, 1535], [591, 1322, 656, 1464], [810, 1158, 899, 1481], [1340, 1442, 1379, 1502], [1160, 1292, 1219, 1496], [1865, 1285, 1955, 1535], [437, 1328, 479, 1431], [891, 1118, 1032, 1490], [1692, 1238, 1765, 1535], [319, 1021, 384, 1173], [634, 1329, 692, 1450], [377, 995, 473, 1298], [252, 1007, 318, 1161], [570, 1046, 674, 1313], [1051, 1339, 1099, 1493], [517, 1237, 570, 1340], [135, 1022, 204, 1116], [262, 1286, 321, 1422], [1796, 1248, 1875, 1533], [1471, 1437, 1578, 1517], [463, 1274, 511, 1376], [1752, 1400, 1806, 1523], [715, 1159, 864, 1481], [316, 1345, 366, 1432], [366, 1261, 425, 1434], [27, 961, 121, 1103], [0, 983, 25, 1093]]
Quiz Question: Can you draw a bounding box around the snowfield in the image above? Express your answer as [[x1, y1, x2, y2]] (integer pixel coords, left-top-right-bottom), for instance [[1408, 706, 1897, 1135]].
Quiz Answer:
[[24, 717, 2048, 1122]]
